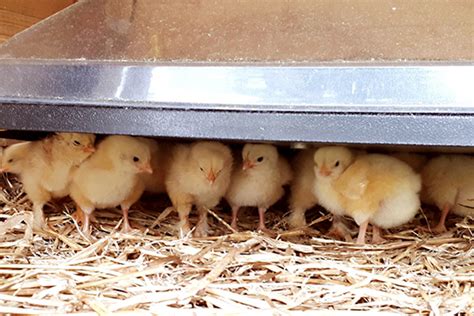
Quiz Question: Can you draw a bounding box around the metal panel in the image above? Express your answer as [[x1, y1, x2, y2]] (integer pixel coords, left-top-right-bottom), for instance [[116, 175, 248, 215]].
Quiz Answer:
[[0, 0, 472, 61], [0, 61, 473, 113], [1, 102, 474, 146], [0, 0, 473, 146]]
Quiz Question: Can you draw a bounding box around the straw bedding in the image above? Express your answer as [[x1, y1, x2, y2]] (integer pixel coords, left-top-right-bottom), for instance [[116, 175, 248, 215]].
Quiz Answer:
[[0, 174, 473, 315]]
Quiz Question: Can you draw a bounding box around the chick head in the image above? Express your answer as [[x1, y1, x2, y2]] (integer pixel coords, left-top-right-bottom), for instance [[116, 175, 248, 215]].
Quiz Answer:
[[313, 146, 354, 180], [191, 141, 232, 185], [56, 133, 96, 154], [107, 136, 153, 174], [0, 142, 30, 174], [241, 144, 278, 171]]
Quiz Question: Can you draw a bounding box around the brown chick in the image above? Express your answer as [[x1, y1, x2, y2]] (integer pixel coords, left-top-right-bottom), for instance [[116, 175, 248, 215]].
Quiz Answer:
[[421, 155, 474, 233], [226, 144, 292, 231], [166, 141, 233, 237], [69, 135, 152, 235], [288, 149, 317, 229], [314, 147, 421, 244], [0, 133, 96, 230]]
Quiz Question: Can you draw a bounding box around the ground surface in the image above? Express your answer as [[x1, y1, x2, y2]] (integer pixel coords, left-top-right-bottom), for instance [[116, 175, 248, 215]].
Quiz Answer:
[[0, 175, 473, 315]]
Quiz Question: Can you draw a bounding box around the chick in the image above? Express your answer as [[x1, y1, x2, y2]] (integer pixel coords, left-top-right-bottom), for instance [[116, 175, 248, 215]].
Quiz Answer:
[[288, 148, 352, 240], [226, 144, 292, 231], [391, 152, 427, 173], [0, 133, 96, 230], [313, 147, 421, 244], [166, 141, 233, 237], [421, 155, 474, 233], [70, 135, 152, 235], [288, 149, 317, 229], [138, 138, 172, 194]]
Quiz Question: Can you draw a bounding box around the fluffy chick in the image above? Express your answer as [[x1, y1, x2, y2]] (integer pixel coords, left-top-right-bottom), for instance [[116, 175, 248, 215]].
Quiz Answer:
[[391, 152, 427, 173], [138, 138, 172, 194], [69, 135, 152, 235], [314, 147, 421, 244], [166, 141, 233, 237], [421, 155, 474, 233], [287, 149, 317, 229], [0, 133, 95, 230], [226, 144, 292, 231], [289, 148, 352, 240]]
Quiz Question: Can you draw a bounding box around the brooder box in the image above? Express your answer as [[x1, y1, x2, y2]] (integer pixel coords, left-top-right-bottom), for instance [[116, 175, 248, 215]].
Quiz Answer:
[[0, 0, 473, 314]]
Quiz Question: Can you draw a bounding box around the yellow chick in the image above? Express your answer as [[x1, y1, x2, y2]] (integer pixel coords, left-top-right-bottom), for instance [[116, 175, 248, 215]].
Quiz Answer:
[[314, 147, 421, 244], [0, 133, 96, 230], [421, 155, 474, 233], [288, 149, 316, 228], [138, 138, 172, 194], [391, 152, 427, 173], [69, 135, 152, 235], [166, 141, 233, 237], [226, 144, 292, 231]]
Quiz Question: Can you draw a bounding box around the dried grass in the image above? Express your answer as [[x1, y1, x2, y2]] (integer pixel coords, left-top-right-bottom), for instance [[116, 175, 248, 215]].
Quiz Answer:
[[0, 174, 473, 315]]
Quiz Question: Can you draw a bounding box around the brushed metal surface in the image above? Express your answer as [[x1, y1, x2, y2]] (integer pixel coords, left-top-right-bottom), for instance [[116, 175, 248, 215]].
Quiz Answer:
[[0, 61, 472, 113], [0, 0, 472, 61], [0, 0, 472, 146]]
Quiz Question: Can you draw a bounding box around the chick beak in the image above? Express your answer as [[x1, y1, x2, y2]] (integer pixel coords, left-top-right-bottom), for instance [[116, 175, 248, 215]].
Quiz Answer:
[[0, 167, 7, 173], [139, 163, 153, 174], [207, 171, 216, 185], [83, 146, 95, 153], [242, 160, 255, 171], [319, 165, 332, 177]]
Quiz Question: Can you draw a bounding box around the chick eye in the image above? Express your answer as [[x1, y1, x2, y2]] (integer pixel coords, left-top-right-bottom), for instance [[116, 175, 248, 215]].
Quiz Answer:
[[133, 156, 140, 162], [256, 156, 264, 163], [7, 159, 13, 163], [200, 167, 204, 172], [73, 140, 81, 146], [334, 161, 340, 167]]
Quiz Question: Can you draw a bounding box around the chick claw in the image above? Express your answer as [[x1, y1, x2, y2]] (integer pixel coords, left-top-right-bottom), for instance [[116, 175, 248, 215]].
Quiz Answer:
[[178, 221, 191, 238], [327, 223, 353, 242], [371, 225, 386, 244], [71, 209, 97, 224]]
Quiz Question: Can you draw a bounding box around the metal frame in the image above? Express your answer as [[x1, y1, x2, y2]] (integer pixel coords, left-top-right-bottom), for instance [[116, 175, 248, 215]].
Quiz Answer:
[[0, 0, 472, 146], [0, 60, 473, 146]]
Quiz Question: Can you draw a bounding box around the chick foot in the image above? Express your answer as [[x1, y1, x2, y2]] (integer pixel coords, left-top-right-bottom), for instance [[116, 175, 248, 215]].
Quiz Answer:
[[231, 206, 240, 231], [120, 207, 134, 233], [71, 208, 97, 225], [327, 215, 353, 241], [176, 218, 192, 238], [257, 207, 268, 232], [194, 207, 209, 238], [327, 222, 353, 242], [371, 225, 386, 244], [288, 209, 307, 229]]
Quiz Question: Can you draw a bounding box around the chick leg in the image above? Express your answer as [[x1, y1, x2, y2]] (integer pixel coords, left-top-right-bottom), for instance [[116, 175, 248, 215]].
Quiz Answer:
[[231, 206, 240, 231], [288, 208, 306, 229], [176, 203, 192, 238], [195, 206, 209, 238], [432, 203, 451, 233], [371, 225, 386, 244], [121, 206, 132, 233], [80, 206, 95, 237], [32, 202, 46, 232], [120, 183, 144, 233], [258, 207, 267, 231], [71, 208, 97, 225], [356, 220, 369, 244]]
